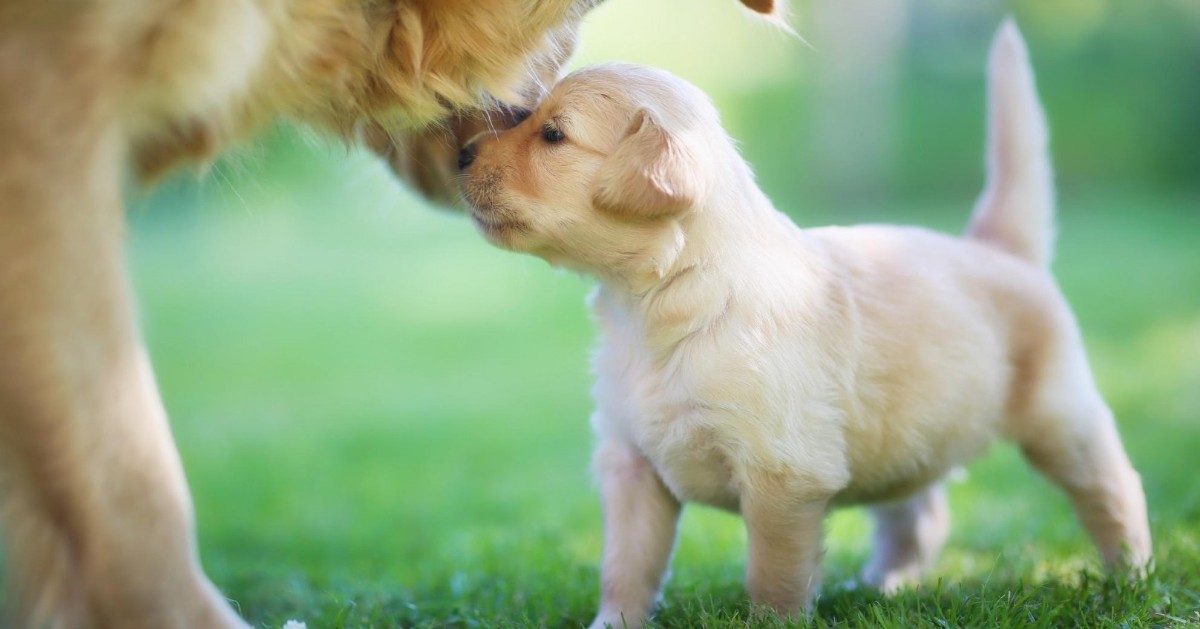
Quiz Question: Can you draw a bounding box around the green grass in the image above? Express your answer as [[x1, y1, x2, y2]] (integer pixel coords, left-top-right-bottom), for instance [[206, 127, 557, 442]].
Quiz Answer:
[[122, 133, 1200, 628]]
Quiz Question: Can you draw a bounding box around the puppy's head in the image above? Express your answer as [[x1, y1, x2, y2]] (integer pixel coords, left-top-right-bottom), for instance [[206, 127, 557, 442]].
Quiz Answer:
[[459, 64, 725, 274]]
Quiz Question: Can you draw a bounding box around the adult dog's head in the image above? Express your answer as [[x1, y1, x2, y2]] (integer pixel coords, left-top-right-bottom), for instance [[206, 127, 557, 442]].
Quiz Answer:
[[459, 63, 744, 278]]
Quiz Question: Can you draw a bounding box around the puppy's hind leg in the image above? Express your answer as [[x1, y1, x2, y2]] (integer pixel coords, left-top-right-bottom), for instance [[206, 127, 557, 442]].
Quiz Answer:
[[1014, 347, 1152, 571], [859, 482, 950, 593]]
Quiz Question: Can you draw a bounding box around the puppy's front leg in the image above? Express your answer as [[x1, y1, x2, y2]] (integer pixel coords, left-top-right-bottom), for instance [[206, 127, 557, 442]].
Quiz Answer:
[[590, 438, 681, 629], [742, 483, 829, 619]]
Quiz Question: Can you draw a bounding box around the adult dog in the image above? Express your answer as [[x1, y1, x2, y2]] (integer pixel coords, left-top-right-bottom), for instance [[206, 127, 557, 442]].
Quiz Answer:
[[0, 1, 783, 627]]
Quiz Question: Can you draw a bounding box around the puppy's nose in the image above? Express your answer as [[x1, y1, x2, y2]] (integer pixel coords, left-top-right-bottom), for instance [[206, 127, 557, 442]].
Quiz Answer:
[[457, 142, 477, 171]]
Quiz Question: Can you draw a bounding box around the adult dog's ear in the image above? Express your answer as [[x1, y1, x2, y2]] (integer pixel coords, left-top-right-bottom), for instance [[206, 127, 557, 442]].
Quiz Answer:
[[591, 108, 700, 218], [739, 0, 784, 19]]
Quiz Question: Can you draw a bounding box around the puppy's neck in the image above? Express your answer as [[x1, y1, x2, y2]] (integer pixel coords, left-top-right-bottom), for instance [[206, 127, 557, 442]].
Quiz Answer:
[[606, 155, 780, 289], [591, 162, 786, 352]]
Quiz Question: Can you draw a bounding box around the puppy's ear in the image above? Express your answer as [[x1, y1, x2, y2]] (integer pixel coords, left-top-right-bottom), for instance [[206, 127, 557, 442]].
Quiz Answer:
[[591, 109, 700, 218]]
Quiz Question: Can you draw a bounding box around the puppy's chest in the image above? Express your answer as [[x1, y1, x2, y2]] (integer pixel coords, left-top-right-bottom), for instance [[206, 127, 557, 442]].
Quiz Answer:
[[594, 342, 741, 511]]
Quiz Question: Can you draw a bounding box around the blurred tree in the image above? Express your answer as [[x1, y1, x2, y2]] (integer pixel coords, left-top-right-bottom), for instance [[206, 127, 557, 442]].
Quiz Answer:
[[809, 0, 908, 204]]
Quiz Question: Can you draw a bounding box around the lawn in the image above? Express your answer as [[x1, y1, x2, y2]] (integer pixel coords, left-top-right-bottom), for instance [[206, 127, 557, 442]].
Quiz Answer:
[[125, 126, 1200, 627]]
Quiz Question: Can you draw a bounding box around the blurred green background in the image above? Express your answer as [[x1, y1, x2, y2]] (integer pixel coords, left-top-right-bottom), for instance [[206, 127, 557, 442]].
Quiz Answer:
[[126, 0, 1199, 625]]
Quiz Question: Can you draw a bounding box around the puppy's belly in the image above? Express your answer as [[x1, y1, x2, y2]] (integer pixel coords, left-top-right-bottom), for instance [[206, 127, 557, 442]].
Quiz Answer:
[[655, 453, 741, 512], [636, 423, 741, 512], [831, 466, 952, 506], [834, 412, 999, 506]]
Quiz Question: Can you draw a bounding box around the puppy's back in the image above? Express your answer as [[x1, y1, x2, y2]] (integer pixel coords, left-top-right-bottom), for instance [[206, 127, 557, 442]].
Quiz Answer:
[[811, 225, 1074, 498]]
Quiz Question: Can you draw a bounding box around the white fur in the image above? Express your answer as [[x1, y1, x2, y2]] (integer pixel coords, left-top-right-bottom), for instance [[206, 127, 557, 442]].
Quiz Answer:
[[461, 22, 1151, 629]]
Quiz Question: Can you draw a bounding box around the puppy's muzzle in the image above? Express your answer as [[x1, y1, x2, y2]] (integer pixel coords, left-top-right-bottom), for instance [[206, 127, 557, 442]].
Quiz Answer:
[[458, 105, 530, 171]]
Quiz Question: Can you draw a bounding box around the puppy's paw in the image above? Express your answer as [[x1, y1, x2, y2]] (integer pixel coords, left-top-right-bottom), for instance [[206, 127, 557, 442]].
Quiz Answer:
[[588, 613, 641, 629], [859, 562, 921, 595], [747, 599, 814, 624]]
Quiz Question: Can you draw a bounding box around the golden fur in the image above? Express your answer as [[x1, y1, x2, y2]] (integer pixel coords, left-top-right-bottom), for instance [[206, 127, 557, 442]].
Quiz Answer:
[[0, 0, 785, 626], [460, 23, 1151, 628]]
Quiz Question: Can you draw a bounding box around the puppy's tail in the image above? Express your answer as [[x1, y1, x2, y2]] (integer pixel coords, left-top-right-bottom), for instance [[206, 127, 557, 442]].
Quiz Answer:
[[966, 20, 1055, 268]]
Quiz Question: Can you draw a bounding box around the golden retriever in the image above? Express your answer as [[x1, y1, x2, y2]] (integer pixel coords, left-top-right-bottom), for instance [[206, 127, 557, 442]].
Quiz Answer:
[[0, 0, 785, 627], [460, 22, 1152, 627]]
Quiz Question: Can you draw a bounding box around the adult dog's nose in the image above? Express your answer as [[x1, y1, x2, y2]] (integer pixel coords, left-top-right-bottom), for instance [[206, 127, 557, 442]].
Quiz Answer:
[[457, 142, 477, 170]]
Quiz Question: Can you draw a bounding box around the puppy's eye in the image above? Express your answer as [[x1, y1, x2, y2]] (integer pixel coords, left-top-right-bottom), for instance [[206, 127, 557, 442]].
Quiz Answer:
[[542, 125, 566, 144]]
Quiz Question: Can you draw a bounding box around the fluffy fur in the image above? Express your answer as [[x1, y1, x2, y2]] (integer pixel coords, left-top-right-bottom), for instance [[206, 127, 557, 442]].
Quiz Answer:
[[0, 0, 784, 627], [460, 21, 1152, 628]]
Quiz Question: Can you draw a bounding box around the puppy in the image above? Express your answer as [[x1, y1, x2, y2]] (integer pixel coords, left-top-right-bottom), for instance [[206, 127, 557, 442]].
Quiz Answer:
[[0, 1, 785, 627], [460, 22, 1152, 628]]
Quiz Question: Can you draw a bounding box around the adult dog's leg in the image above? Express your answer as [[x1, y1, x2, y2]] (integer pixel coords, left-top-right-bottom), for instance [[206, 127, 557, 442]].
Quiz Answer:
[[0, 26, 246, 629], [860, 482, 950, 593], [589, 438, 681, 629]]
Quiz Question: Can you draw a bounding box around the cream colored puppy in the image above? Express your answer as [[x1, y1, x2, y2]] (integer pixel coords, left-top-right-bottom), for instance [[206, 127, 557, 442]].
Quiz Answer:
[[460, 22, 1151, 628]]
